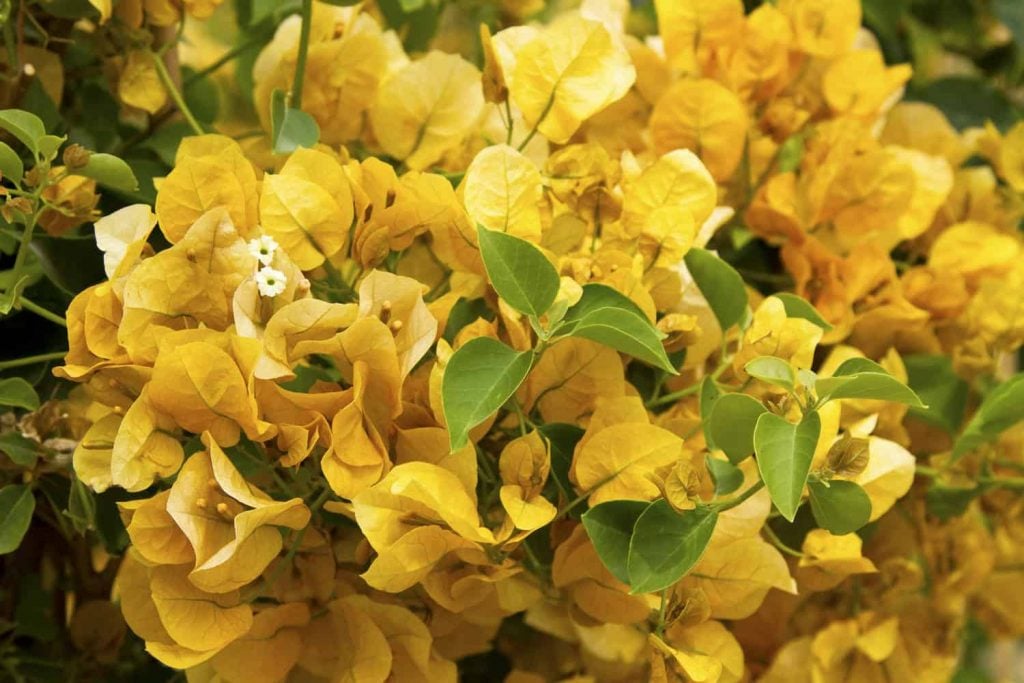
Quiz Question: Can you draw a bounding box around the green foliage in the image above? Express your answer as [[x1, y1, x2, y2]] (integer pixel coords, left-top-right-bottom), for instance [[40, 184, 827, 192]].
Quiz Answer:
[[584, 499, 718, 595], [0, 377, 40, 411], [442, 337, 534, 450], [707, 393, 767, 464], [755, 410, 821, 522], [270, 89, 321, 153], [560, 284, 675, 373], [953, 373, 1024, 462], [807, 479, 872, 535], [745, 356, 796, 391], [477, 225, 559, 318], [0, 484, 35, 554], [683, 248, 748, 331], [627, 501, 718, 594]]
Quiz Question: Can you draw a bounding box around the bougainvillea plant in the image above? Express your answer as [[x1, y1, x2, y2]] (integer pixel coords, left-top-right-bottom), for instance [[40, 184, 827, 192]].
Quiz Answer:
[[2, 0, 1024, 681]]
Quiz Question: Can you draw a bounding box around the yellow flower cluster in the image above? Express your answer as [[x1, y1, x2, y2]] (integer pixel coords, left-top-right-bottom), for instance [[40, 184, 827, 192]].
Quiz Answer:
[[58, 0, 1024, 681]]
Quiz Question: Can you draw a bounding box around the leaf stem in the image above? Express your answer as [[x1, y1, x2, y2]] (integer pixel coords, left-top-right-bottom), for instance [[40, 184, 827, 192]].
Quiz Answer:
[[0, 351, 66, 371], [762, 523, 804, 558], [291, 0, 314, 109], [150, 49, 205, 136], [18, 297, 66, 327], [712, 480, 764, 513], [184, 36, 265, 87]]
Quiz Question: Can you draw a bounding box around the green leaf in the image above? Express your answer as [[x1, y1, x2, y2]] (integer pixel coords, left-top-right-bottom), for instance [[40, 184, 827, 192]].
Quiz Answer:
[[442, 337, 534, 450], [627, 501, 717, 594], [925, 482, 983, 522], [270, 89, 320, 154], [996, 0, 1024, 46], [0, 484, 35, 554], [0, 273, 33, 314], [909, 77, 1019, 131], [0, 140, 24, 183], [807, 479, 872, 535], [953, 374, 1024, 462], [0, 377, 40, 411], [561, 283, 675, 373], [745, 357, 795, 391], [815, 371, 924, 406], [705, 455, 743, 496], [582, 500, 649, 584], [707, 393, 767, 464], [754, 410, 821, 521], [683, 248, 747, 331], [0, 109, 46, 154], [772, 293, 833, 331], [477, 225, 559, 318], [37, 135, 65, 162], [776, 133, 805, 173], [65, 477, 97, 535], [904, 354, 968, 434], [74, 153, 139, 192], [0, 432, 39, 467], [699, 376, 722, 449]]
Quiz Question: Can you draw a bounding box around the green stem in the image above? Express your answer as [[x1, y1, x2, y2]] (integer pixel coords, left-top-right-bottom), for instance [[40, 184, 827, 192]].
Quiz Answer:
[[762, 523, 804, 558], [712, 480, 765, 512], [150, 50, 205, 136], [18, 298, 66, 327], [291, 0, 314, 109], [184, 37, 264, 87], [655, 588, 669, 637], [0, 351, 66, 371], [916, 465, 1024, 490]]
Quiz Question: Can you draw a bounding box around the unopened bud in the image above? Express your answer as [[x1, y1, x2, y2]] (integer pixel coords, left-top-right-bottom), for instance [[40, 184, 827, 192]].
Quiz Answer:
[[63, 144, 91, 170]]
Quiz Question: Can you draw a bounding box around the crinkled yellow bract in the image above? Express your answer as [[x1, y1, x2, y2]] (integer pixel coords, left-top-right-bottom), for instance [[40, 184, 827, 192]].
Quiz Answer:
[[55, 0, 1024, 681]]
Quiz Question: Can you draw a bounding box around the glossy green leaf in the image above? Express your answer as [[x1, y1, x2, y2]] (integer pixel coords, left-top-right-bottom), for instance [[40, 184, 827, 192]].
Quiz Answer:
[[683, 248, 747, 331], [745, 357, 795, 391], [75, 153, 139, 192], [0, 484, 35, 554], [270, 89, 320, 154], [582, 499, 649, 584], [37, 135, 65, 162], [754, 410, 821, 521], [815, 371, 924, 406], [477, 225, 559, 318], [705, 455, 743, 496], [561, 284, 675, 373], [0, 109, 46, 154], [772, 293, 833, 331], [0, 141, 24, 183], [904, 354, 968, 434], [707, 393, 767, 463], [953, 373, 1024, 462], [699, 376, 722, 449], [627, 501, 717, 594], [442, 337, 534, 450], [0, 377, 40, 411], [0, 432, 39, 467], [807, 479, 872, 535]]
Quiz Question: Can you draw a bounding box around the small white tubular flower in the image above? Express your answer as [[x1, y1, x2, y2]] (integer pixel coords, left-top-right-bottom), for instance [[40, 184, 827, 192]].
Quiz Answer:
[[248, 234, 279, 266], [256, 266, 287, 297]]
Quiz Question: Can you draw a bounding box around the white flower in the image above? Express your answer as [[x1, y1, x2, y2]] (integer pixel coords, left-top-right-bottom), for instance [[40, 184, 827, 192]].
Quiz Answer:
[[248, 234, 278, 266], [256, 267, 287, 297]]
